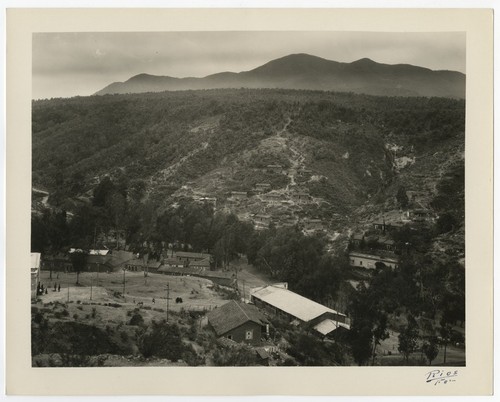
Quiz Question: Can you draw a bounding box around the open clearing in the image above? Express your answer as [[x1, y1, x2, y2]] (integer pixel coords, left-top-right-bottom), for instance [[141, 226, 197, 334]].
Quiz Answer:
[[35, 270, 232, 312]]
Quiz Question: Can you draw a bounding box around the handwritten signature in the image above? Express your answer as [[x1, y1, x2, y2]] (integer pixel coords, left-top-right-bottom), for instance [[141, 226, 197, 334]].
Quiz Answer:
[[425, 369, 459, 385]]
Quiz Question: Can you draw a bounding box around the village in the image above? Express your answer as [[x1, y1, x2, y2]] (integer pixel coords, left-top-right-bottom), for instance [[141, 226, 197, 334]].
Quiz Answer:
[[30, 184, 465, 368], [31, 248, 355, 366]]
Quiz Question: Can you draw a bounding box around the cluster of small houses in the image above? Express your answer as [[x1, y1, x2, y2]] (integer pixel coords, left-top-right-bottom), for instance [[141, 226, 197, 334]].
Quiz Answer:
[[348, 220, 401, 270], [230, 188, 314, 206], [252, 214, 324, 232], [204, 282, 350, 364], [346, 209, 435, 270], [34, 249, 237, 288]]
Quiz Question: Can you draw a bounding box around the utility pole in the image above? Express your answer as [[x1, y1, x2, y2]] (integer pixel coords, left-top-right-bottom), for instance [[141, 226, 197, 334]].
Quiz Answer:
[[67, 283, 69, 302], [96, 262, 99, 286], [123, 268, 126, 298], [166, 282, 170, 322], [90, 275, 93, 301]]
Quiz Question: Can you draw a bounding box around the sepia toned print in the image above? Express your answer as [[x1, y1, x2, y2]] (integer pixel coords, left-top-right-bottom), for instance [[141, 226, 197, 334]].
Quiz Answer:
[[30, 31, 467, 368]]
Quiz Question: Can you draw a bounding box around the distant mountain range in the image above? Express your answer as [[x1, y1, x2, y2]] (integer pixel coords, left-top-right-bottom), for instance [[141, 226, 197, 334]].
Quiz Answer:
[[95, 53, 465, 98]]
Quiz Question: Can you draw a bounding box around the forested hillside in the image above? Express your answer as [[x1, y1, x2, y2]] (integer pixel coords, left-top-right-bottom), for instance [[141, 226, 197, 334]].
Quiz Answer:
[[32, 89, 464, 214]]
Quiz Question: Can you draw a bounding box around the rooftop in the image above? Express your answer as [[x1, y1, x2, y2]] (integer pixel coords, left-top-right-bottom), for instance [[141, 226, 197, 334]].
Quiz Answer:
[[250, 284, 345, 323], [207, 300, 268, 336], [313, 318, 351, 336], [176, 251, 211, 259]]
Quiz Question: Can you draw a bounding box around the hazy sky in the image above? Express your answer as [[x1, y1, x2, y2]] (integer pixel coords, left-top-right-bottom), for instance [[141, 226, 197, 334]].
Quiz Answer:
[[33, 31, 465, 99]]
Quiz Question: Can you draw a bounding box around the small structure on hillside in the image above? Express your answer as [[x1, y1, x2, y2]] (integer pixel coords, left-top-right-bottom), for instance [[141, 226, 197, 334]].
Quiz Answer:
[[254, 214, 271, 227], [189, 257, 211, 270], [175, 251, 211, 264], [291, 192, 311, 204], [196, 197, 217, 208], [266, 164, 284, 174], [409, 208, 433, 222], [230, 191, 248, 200], [163, 258, 185, 269], [207, 300, 269, 346], [125, 259, 161, 273], [303, 218, 324, 231], [351, 233, 365, 247], [262, 193, 282, 205], [349, 252, 399, 270], [255, 183, 271, 193]]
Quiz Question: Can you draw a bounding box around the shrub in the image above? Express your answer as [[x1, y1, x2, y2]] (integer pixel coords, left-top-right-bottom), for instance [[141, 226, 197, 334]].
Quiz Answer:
[[129, 313, 144, 326], [33, 311, 45, 324], [137, 320, 185, 360], [73, 314, 78, 320]]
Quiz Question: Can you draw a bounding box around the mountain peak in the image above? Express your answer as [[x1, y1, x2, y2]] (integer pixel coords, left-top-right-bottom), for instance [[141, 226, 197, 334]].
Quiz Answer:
[[351, 57, 377, 65], [95, 53, 465, 98]]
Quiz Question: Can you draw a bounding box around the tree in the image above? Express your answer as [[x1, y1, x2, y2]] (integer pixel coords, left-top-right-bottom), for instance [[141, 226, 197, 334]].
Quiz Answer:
[[396, 186, 409, 208], [398, 315, 419, 364], [435, 212, 457, 234], [69, 249, 88, 285], [371, 313, 389, 365], [422, 338, 439, 366], [350, 326, 373, 366], [439, 315, 454, 364], [92, 176, 115, 207]]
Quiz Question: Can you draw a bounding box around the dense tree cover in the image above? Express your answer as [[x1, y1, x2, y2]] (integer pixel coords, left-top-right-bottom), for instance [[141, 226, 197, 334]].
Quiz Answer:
[[430, 159, 465, 233], [32, 89, 464, 215], [136, 320, 192, 361], [348, 224, 465, 365], [247, 226, 349, 304]]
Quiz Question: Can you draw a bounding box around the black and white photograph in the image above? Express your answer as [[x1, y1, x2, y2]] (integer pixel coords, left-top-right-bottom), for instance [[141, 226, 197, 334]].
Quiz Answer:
[[29, 30, 468, 368], [31, 31, 467, 370]]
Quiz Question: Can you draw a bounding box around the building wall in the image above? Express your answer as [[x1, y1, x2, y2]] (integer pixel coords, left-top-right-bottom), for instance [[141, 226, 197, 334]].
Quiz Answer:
[[218, 321, 263, 346], [349, 255, 398, 269], [251, 297, 297, 323]]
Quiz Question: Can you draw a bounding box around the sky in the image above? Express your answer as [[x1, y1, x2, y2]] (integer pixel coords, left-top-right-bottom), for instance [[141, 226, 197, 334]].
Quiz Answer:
[[32, 31, 466, 99]]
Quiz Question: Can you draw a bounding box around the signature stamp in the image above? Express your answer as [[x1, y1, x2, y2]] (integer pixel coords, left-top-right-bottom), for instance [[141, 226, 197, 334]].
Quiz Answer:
[[425, 369, 459, 385]]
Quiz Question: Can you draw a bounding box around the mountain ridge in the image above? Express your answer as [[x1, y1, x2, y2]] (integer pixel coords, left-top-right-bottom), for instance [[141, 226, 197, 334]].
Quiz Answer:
[[95, 53, 465, 98]]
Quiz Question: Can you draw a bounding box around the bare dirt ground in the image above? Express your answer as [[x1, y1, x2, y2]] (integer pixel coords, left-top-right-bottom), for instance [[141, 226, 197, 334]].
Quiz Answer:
[[36, 270, 230, 312]]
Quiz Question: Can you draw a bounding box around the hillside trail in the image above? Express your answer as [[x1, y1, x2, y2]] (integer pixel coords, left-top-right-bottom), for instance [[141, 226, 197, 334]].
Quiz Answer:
[[150, 141, 209, 185], [259, 115, 309, 192]]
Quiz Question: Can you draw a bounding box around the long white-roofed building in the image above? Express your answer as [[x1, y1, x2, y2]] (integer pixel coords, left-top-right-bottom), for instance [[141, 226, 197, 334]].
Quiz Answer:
[[250, 283, 349, 337]]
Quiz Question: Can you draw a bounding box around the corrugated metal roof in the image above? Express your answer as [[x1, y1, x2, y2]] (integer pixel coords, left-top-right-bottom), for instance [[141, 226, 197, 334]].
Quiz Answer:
[[313, 319, 350, 336], [31, 253, 41, 269], [250, 285, 345, 323]]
